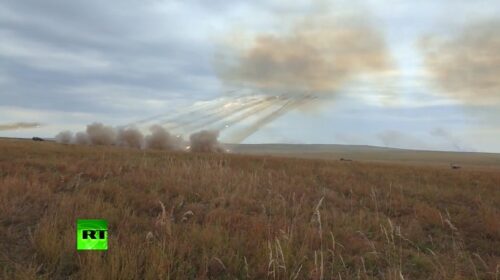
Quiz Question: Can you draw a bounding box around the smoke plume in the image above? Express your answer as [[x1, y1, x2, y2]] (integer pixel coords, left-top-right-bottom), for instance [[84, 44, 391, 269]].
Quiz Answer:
[[145, 125, 183, 150], [86, 122, 117, 146], [117, 127, 144, 149], [217, 15, 392, 97], [212, 6, 393, 141], [421, 20, 500, 104], [378, 130, 429, 150], [55, 130, 73, 144], [0, 122, 41, 131], [189, 130, 222, 153], [430, 128, 469, 152]]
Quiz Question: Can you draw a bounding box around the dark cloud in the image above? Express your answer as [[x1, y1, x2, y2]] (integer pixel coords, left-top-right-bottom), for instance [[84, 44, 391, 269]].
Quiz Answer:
[[0, 0, 220, 119]]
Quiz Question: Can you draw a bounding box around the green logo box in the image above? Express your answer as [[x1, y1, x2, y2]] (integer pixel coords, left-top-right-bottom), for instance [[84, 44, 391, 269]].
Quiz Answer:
[[77, 219, 108, 250]]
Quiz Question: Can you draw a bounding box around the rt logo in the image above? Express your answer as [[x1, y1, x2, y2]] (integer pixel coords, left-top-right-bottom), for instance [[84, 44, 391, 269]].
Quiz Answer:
[[77, 219, 108, 250]]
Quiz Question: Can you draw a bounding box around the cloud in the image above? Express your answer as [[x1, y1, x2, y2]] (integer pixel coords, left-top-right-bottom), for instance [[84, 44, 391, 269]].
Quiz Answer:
[[0, 0, 221, 120]]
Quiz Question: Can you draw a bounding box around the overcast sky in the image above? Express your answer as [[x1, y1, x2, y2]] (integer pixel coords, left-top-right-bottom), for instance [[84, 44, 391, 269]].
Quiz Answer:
[[1, 0, 499, 152]]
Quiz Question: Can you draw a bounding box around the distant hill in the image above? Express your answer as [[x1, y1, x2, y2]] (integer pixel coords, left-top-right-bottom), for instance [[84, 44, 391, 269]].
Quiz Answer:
[[226, 143, 500, 169]]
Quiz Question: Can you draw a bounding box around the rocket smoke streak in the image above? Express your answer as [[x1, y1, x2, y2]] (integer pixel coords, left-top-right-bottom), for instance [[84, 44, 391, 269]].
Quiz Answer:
[[0, 122, 41, 131], [163, 97, 259, 129], [186, 96, 277, 132], [227, 96, 314, 143], [158, 97, 234, 126], [216, 97, 287, 131], [131, 90, 245, 126]]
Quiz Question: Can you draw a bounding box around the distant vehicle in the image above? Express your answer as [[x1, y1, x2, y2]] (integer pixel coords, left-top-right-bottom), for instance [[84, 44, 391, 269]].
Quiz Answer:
[[32, 137, 44, 141], [340, 157, 353, 162], [450, 163, 461, 170]]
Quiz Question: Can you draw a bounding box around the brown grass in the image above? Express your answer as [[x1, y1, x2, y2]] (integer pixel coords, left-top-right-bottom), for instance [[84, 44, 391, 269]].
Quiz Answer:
[[0, 139, 499, 279]]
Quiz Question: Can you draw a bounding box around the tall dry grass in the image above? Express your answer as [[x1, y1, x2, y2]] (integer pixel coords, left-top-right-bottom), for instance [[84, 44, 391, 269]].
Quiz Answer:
[[0, 139, 499, 279]]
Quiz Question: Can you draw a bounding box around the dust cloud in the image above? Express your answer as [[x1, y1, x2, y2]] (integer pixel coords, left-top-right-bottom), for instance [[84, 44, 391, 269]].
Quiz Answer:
[[189, 130, 223, 153], [55, 130, 73, 144], [54, 123, 224, 153], [86, 122, 117, 146], [117, 127, 144, 149], [145, 125, 182, 151]]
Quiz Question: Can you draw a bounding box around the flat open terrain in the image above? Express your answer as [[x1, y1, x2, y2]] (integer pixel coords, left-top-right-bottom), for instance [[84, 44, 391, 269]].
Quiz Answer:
[[228, 144, 500, 170], [1, 139, 499, 279]]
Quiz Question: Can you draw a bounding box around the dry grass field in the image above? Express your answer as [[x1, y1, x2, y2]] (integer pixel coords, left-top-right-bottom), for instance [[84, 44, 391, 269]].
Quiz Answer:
[[1, 139, 499, 279]]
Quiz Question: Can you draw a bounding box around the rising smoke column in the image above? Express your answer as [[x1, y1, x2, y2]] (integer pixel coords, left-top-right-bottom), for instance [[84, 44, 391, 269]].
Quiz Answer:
[[187, 96, 278, 132], [216, 96, 285, 131], [421, 20, 500, 104], [227, 96, 312, 143]]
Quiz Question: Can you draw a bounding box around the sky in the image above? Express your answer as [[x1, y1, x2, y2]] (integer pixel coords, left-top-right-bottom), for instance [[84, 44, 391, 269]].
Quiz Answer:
[[1, 0, 499, 152]]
